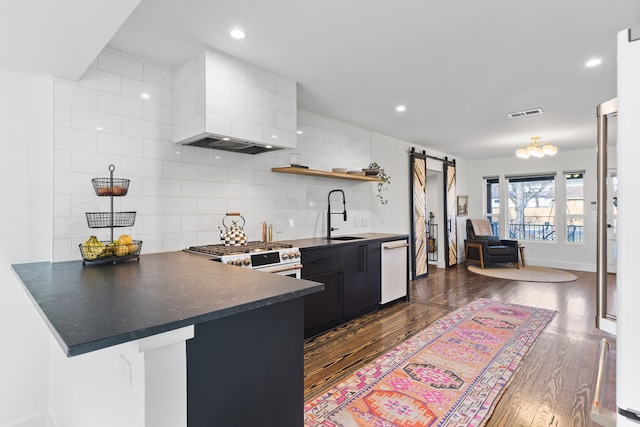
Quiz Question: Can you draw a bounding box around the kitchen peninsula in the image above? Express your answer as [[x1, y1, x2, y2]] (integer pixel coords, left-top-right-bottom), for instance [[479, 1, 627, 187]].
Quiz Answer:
[[12, 251, 322, 427]]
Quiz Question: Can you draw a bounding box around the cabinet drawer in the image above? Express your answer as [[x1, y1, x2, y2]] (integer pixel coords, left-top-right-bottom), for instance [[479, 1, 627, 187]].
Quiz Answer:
[[301, 247, 343, 277]]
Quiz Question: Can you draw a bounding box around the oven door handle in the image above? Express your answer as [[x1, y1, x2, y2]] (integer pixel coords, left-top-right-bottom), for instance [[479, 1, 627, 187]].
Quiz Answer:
[[263, 264, 303, 274]]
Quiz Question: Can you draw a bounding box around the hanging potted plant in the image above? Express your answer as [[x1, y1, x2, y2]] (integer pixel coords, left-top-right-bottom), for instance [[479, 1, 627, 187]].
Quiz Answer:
[[369, 162, 390, 205]]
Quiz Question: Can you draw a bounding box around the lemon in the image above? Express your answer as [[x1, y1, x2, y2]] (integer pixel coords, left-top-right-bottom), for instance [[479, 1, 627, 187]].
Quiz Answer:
[[118, 234, 133, 245]]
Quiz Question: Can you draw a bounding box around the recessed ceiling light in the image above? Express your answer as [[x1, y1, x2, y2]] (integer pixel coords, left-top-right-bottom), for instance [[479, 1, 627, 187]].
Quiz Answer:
[[140, 93, 150, 99], [396, 105, 406, 112], [586, 58, 602, 67], [230, 29, 246, 39], [222, 137, 230, 141], [95, 126, 103, 131], [265, 145, 273, 149], [271, 135, 278, 139], [296, 130, 303, 135]]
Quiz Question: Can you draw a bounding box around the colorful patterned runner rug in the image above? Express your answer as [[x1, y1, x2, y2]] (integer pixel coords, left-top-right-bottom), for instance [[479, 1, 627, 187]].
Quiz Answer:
[[303, 298, 556, 426]]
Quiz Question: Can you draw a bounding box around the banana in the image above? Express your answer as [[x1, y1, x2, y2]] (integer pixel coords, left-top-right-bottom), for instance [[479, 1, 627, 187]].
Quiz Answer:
[[83, 236, 105, 260]]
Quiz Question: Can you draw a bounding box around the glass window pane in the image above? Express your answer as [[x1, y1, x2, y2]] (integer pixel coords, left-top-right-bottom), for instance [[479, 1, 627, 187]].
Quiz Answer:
[[485, 178, 499, 235], [565, 172, 584, 243], [508, 176, 556, 241]]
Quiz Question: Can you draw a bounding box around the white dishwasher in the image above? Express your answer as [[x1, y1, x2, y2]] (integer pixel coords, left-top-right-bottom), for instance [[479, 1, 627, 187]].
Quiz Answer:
[[381, 239, 409, 304]]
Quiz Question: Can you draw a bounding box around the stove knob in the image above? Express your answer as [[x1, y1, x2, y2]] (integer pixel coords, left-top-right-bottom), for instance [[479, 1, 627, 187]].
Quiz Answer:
[[230, 260, 239, 266], [242, 258, 251, 266], [292, 251, 300, 259], [281, 253, 289, 260]]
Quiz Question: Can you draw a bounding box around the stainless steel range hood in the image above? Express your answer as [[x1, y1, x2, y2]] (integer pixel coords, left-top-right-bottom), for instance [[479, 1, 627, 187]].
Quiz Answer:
[[173, 48, 297, 155], [183, 135, 281, 155]]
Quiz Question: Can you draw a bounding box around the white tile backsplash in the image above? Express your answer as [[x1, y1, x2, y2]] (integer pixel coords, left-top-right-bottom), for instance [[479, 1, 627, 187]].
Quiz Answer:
[[55, 127, 98, 152], [55, 81, 97, 109], [246, 67, 276, 92], [163, 197, 198, 215], [231, 80, 262, 104], [98, 133, 144, 157], [98, 92, 143, 118], [72, 108, 121, 133], [181, 180, 214, 198], [144, 63, 174, 88], [53, 49, 374, 261], [121, 77, 163, 102], [209, 93, 246, 119], [142, 177, 181, 197], [121, 116, 164, 140], [142, 101, 174, 125], [181, 145, 215, 165], [247, 103, 276, 127], [198, 164, 228, 182], [120, 154, 162, 177], [276, 77, 296, 98], [77, 68, 121, 94], [163, 160, 198, 180], [98, 50, 144, 80]]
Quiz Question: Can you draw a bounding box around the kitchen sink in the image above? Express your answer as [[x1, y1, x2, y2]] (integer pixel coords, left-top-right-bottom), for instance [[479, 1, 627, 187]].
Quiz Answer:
[[330, 236, 365, 241]]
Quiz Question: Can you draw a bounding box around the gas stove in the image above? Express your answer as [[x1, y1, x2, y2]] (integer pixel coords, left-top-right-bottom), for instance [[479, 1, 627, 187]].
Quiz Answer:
[[187, 241, 294, 256], [185, 242, 302, 277]]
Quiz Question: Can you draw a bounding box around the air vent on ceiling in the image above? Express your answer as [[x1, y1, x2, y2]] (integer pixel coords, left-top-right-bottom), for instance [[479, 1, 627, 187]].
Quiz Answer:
[[507, 108, 544, 118]]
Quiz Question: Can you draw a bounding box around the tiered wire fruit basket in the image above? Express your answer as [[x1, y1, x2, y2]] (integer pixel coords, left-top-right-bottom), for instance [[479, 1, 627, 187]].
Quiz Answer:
[[79, 164, 142, 264]]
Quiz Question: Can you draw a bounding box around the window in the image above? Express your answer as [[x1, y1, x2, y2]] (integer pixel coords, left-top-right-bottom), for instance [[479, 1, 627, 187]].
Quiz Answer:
[[485, 177, 499, 235], [565, 171, 584, 243], [507, 174, 556, 241]]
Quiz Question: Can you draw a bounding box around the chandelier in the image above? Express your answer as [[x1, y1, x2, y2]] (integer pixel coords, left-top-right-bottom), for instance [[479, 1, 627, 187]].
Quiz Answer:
[[515, 136, 558, 158]]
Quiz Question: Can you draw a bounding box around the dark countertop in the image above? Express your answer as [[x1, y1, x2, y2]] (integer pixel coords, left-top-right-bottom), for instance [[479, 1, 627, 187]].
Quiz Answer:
[[282, 233, 409, 250], [12, 251, 323, 357]]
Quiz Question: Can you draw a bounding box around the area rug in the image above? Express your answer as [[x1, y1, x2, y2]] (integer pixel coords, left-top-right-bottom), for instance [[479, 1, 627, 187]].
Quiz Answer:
[[303, 298, 556, 427], [468, 265, 577, 282]]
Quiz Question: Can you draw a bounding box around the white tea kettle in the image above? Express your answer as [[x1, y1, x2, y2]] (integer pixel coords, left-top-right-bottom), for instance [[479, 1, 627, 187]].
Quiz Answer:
[[219, 212, 247, 246]]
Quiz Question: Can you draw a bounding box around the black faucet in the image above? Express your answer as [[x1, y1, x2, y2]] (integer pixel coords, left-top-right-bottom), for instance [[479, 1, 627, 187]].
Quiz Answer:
[[327, 189, 347, 240]]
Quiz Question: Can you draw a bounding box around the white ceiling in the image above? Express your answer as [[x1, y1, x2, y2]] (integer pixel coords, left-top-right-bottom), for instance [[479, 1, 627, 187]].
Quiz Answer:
[[0, 0, 141, 80], [4, 1, 639, 160]]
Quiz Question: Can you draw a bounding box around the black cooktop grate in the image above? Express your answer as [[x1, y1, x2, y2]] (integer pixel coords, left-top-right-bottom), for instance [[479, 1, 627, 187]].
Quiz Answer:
[[186, 241, 294, 256]]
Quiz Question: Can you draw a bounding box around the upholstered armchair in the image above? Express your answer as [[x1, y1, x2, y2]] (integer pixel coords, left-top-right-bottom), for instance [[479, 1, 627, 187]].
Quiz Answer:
[[464, 219, 519, 269]]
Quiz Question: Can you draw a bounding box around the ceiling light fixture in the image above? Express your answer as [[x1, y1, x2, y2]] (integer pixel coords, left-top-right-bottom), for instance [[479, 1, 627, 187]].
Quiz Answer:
[[230, 29, 246, 39], [140, 93, 150, 99], [396, 105, 406, 112], [515, 136, 558, 159], [586, 58, 602, 67]]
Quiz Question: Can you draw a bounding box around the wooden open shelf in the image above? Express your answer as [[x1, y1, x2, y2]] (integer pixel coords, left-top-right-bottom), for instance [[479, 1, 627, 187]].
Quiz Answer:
[[272, 166, 383, 182]]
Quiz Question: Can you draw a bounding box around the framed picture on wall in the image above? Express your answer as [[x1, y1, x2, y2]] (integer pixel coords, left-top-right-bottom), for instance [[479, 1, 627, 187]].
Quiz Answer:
[[457, 195, 468, 216]]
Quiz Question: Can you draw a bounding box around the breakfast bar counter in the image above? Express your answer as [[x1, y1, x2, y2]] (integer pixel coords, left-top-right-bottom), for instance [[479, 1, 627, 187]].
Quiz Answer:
[[12, 251, 322, 427]]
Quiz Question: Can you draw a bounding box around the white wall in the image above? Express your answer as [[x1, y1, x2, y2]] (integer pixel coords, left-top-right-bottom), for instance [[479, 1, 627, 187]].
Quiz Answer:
[[51, 49, 383, 261], [466, 148, 603, 271], [0, 69, 53, 426], [370, 132, 468, 266]]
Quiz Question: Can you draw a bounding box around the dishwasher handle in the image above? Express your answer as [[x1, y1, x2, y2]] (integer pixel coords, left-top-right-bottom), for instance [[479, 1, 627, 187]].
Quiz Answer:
[[384, 243, 410, 250]]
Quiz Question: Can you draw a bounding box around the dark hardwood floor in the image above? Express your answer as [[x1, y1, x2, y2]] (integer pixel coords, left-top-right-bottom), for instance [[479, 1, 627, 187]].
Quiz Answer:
[[304, 264, 617, 426]]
